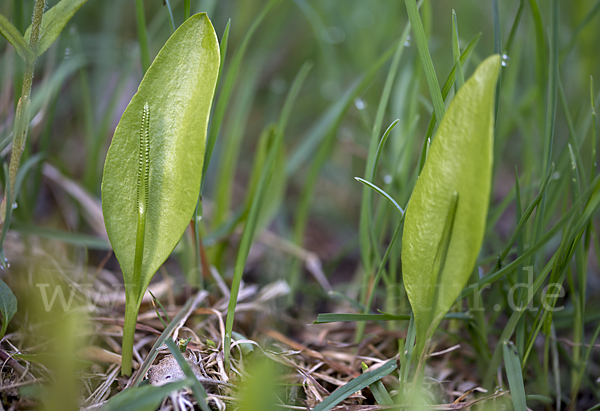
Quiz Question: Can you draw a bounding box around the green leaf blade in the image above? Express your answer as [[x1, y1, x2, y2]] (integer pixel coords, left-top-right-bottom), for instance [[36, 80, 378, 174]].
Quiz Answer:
[[101, 379, 189, 411], [0, 278, 17, 338], [102, 13, 220, 298], [24, 0, 89, 57], [101, 14, 219, 375], [312, 359, 397, 411], [402, 55, 501, 357], [0, 13, 34, 62], [503, 341, 527, 411], [165, 339, 210, 411]]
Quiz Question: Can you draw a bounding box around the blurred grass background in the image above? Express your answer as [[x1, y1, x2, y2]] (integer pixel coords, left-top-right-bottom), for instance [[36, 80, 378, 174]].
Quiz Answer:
[[1, 0, 599, 254], [2, 0, 600, 336], [1, 0, 600, 408]]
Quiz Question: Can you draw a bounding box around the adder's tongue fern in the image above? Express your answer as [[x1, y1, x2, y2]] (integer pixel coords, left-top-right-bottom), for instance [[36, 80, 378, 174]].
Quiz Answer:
[[133, 103, 150, 299], [101, 14, 219, 376]]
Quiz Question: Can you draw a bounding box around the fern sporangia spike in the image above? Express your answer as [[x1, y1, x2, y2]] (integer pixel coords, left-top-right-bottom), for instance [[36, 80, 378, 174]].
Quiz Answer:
[[133, 102, 150, 297], [101, 14, 220, 377]]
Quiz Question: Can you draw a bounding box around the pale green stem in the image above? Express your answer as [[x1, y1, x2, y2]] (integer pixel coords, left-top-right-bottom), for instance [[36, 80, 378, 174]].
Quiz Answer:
[[12, 0, 45, 154], [121, 298, 141, 376], [184, 0, 191, 20], [0, 0, 45, 232], [135, 0, 151, 74], [122, 103, 150, 376]]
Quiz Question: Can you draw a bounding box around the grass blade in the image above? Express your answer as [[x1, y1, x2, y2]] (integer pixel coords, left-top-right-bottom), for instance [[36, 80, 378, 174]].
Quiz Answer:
[[0, 13, 34, 62], [418, 32, 482, 173], [0, 278, 17, 338], [285, 42, 399, 175], [164, 0, 176, 32], [503, 341, 527, 411], [129, 291, 208, 388], [451, 10, 464, 90], [201, 0, 278, 189], [213, 66, 260, 227], [399, 314, 416, 395], [354, 178, 404, 216], [505, 0, 525, 55], [184, 0, 191, 21], [361, 362, 394, 405], [24, 0, 90, 57], [135, 0, 150, 74], [286, 39, 405, 298], [10, 222, 110, 250], [101, 379, 189, 411], [314, 312, 470, 324], [542, 0, 559, 176], [492, 0, 503, 124], [224, 126, 280, 370], [405, 0, 445, 123], [312, 359, 397, 411], [357, 11, 413, 339], [224, 63, 310, 365], [165, 339, 210, 411]]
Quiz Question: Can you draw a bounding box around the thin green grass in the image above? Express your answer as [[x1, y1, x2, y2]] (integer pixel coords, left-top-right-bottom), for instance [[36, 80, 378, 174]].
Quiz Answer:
[[135, 0, 150, 74], [1, 0, 600, 409], [223, 62, 311, 370]]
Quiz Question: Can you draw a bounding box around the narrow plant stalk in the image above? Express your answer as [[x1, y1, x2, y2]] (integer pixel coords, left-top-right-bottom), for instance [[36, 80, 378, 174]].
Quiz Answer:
[[184, 0, 191, 20], [135, 0, 151, 74], [122, 103, 151, 376], [451, 10, 464, 90], [133, 103, 150, 296], [223, 62, 310, 370], [405, 0, 445, 124], [491, 0, 502, 123], [591, 76, 597, 178], [356, 20, 411, 342], [164, 0, 176, 32], [0, 0, 45, 234], [201, 1, 277, 190], [121, 299, 140, 377], [223, 128, 278, 371], [505, 0, 524, 55]]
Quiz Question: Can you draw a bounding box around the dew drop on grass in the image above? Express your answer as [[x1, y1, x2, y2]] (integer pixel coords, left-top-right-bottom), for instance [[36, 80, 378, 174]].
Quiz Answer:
[[270, 77, 286, 95], [321, 26, 346, 44], [11, 202, 17, 210], [383, 175, 392, 184], [501, 53, 510, 67], [354, 98, 366, 110], [352, 8, 374, 28], [321, 81, 340, 100], [64, 48, 71, 59], [404, 35, 411, 47]]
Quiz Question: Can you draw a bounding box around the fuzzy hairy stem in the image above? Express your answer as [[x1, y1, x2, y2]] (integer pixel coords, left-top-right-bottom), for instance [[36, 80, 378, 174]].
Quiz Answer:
[[1, 0, 46, 228]]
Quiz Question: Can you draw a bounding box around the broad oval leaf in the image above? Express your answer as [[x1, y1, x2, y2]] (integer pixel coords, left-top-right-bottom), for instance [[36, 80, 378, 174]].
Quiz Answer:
[[402, 55, 500, 356], [101, 13, 219, 302], [24, 0, 89, 57]]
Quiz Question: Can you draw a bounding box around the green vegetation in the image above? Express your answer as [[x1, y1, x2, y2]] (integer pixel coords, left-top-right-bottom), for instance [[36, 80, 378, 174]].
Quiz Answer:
[[0, 0, 599, 410], [403, 54, 500, 385], [101, 14, 219, 376]]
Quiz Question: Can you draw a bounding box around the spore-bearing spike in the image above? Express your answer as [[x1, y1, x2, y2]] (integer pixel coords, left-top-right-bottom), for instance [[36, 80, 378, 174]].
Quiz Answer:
[[137, 103, 150, 214]]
